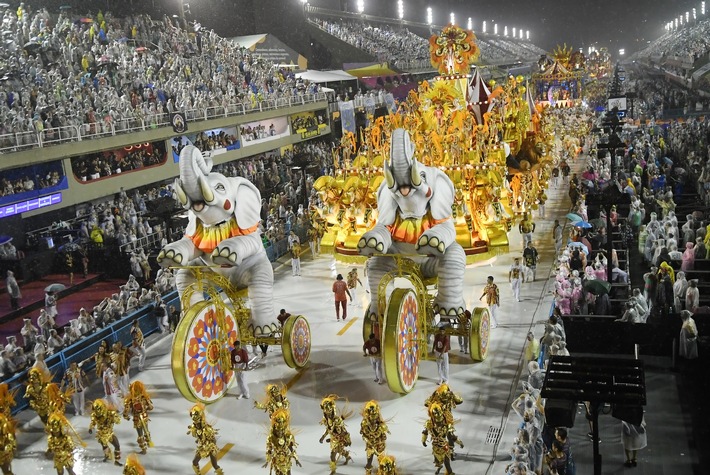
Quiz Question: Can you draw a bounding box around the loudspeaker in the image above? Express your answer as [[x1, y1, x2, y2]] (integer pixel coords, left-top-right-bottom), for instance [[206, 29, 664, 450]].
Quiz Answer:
[[545, 399, 577, 428]]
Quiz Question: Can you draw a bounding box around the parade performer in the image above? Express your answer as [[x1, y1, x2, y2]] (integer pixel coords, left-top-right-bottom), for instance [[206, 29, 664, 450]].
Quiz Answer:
[[61, 361, 88, 416], [0, 414, 16, 475], [422, 402, 460, 475], [509, 257, 525, 302], [89, 399, 123, 466], [93, 341, 111, 379], [101, 362, 123, 413], [377, 454, 398, 475], [424, 384, 464, 460], [123, 381, 154, 454], [360, 401, 390, 474], [46, 382, 72, 415], [24, 367, 50, 425], [123, 454, 146, 475], [46, 412, 82, 475], [254, 383, 290, 417], [363, 333, 384, 384], [0, 384, 15, 419], [129, 320, 146, 372], [319, 395, 354, 473], [264, 408, 301, 475], [187, 404, 224, 475], [479, 276, 500, 328], [111, 342, 131, 396]]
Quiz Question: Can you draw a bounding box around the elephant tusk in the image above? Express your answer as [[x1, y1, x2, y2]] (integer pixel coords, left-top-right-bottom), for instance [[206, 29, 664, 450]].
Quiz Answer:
[[174, 179, 190, 208], [384, 161, 395, 190], [410, 160, 422, 187], [198, 176, 215, 203]]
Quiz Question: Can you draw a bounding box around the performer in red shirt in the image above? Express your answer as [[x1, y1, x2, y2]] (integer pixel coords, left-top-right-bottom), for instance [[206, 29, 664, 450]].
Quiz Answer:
[[230, 340, 250, 399], [332, 274, 352, 321], [362, 333, 384, 384], [433, 326, 450, 385]]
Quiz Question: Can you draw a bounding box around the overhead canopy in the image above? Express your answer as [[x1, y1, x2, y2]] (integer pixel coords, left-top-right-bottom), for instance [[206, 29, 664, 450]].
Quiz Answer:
[[296, 69, 357, 84], [228, 33, 307, 70], [346, 63, 398, 78]]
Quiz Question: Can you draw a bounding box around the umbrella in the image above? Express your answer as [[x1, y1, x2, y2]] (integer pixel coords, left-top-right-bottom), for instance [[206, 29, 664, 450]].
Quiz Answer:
[[583, 279, 611, 296], [45, 283, 66, 293], [566, 213, 583, 222], [0, 235, 12, 245], [568, 241, 589, 255], [573, 221, 592, 229]]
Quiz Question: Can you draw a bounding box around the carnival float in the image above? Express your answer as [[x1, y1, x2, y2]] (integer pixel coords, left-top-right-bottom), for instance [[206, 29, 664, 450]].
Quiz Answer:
[[314, 24, 557, 264]]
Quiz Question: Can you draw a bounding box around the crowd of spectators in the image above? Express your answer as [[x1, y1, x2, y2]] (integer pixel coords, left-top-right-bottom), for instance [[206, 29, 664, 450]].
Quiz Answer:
[[71, 141, 166, 181], [637, 18, 710, 64], [171, 128, 238, 157], [0, 4, 324, 152], [0, 163, 64, 198]]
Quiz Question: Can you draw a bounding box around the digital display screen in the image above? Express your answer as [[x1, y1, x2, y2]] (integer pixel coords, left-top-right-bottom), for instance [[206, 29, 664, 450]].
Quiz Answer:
[[0, 192, 62, 219]]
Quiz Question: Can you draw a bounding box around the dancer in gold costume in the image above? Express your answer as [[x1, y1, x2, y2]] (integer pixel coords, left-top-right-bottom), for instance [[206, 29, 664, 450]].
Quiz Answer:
[[123, 381, 154, 454], [254, 383, 290, 417], [187, 404, 224, 475], [0, 383, 16, 419], [46, 412, 79, 475], [422, 402, 461, 475], [360, 400, 390, 474], [377, 454, 399, 475], [122, 454, 146, 475], [46, 383, 72, 415], [424, 384, 465, 460], [264, 408, 301, 475], [319, 395, 353, 473], [0, 414, 16, 475], [24, 367, 50, 425], [89, 399, 123, 466]]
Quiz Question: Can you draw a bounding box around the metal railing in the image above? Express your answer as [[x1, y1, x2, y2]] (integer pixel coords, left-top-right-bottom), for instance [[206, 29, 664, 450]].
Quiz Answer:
[[0, 92, 328, 155]]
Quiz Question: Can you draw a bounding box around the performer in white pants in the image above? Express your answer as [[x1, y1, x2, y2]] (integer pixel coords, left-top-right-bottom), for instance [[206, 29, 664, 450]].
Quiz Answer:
[[230, 340, 250, 399], [62, 361, 88, 416], [480, 276, 500, 328], [509, 258, 525, 302], [363, 333, 384, 384], [101, 362, 123, 414], [433, 327, 450, 385]]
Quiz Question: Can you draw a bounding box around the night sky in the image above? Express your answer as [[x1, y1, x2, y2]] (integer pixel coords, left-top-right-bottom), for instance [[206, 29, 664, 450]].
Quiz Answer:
[[311, 0, 706, 55]]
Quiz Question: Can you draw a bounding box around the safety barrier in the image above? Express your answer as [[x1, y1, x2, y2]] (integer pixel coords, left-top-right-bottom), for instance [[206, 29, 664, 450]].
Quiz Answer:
[[4, 290, 179, 415]]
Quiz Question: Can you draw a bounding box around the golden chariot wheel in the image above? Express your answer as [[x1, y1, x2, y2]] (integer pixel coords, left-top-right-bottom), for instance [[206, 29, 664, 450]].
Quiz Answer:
[[469, 306, 491, 362], [281, 315, 312, 369], [171, 300, 238, 404], [382, 288, 420, 394]]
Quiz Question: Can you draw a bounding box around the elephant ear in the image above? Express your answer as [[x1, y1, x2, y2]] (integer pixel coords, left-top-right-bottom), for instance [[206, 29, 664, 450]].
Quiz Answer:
[[429, 169, 455, 221], [234, 178, 263, 230]]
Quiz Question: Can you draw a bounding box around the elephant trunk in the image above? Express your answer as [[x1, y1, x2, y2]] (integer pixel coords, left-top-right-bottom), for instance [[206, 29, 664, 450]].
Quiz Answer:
[[178, 145, 214, 202]]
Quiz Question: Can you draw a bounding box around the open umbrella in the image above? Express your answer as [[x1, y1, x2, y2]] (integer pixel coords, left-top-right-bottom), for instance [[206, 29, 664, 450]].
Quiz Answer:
[[573, 221, 593, 229], [45, 283, 66, 293], [583, 279, 611, 295], [566, 213, 583, 222], [0, 235, 12, 245], [568, 241, 589, 255]]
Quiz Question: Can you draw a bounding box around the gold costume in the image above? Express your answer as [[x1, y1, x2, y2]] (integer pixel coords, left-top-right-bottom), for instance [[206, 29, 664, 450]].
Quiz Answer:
[[93, 342, 111, 378], [47, 383, 72, 415], [424, 385, 465, 462], [0, 384, 15, 420], [319, 395, 353, 473], [254, 384, 290, 417], [24, 368, 50, 425], [264, 409, 301, 475], [89, 399, 122, 465], [122, 454, 146, 475], [377, 454, 399, 475], [360, 401, 390, 474], [123, 382, 154, 454], [0, 414, 16, 475], [46, 412, 77, 475], [187, 405, 223, 475], [422, 403, 461, 475]]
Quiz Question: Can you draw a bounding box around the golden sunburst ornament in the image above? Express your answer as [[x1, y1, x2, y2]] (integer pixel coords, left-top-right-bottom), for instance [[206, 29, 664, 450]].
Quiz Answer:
[[429, 24, 480, 75]]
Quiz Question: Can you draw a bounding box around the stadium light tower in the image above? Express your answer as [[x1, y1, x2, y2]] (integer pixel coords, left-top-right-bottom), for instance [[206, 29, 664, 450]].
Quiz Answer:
[[494, 23, 498, 35], [675, 18, 679, 28], [427, 7, 432, 25], [467, 17, 472, 31], [450, 12, 455, 25], [686, 11, 690, 22], [703, 1, 706, 15], [398, 0, 404, 20], [526, 30, 530, 40], [694, 8, 697, 20], [513, 27, 516, 37], [357, 0, 364, 14], [504, 25, 508, 36], [519, 28, 523, 39], [482, 20, 487, 33]]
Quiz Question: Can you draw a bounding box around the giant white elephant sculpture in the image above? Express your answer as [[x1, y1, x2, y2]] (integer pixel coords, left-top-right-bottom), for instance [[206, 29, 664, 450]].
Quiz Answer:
[[157, 145, 276, 335], [358, 128, 467, 317]]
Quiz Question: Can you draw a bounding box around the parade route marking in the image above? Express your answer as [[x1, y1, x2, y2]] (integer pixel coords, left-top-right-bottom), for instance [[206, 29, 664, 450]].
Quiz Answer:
[[337, 317, 358, 336], [200, 443, 234, 474], [285, 368, 306, 390]]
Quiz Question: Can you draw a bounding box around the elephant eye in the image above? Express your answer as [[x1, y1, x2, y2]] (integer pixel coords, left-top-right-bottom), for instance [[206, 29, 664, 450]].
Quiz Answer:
[[215, 184, 225, 192]]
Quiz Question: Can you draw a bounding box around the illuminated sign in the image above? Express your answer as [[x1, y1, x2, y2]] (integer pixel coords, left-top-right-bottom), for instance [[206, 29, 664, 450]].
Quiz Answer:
[[0, 192, 62, 219]]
